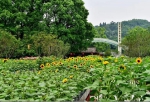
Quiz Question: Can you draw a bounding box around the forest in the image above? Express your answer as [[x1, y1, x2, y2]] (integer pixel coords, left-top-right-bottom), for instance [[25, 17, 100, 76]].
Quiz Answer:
[[96, 19, 150, 41]]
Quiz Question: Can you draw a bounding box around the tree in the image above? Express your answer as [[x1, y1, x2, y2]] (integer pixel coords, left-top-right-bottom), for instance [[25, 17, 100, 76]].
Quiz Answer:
[[121, 26, 150, 57], [42, 0, 95, 52], [0, 0, 44, 39], [0, 29, 19, 58], [0, 0, 95, 53], [31, 32, 70, 57], [92, 26, 110, 52]]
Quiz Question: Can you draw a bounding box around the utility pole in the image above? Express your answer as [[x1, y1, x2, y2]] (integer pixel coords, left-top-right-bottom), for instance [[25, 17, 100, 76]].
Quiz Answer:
[[118, 22, 122, 56]]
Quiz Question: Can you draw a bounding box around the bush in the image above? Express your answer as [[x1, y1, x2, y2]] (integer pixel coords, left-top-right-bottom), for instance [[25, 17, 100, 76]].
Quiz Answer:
[[31, 32, 70, 58], [0, 29, 19, 58]]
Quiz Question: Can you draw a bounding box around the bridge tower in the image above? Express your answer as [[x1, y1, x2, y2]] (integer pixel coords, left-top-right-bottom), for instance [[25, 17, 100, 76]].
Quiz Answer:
[[118, 22, 122, 56]]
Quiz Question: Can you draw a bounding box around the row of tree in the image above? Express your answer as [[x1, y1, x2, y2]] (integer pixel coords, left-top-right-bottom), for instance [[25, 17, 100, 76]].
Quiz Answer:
[[0, 29, 70, 58]]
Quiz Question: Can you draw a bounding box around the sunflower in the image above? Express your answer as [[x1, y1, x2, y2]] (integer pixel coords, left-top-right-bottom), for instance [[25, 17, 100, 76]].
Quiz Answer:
[[73, 65, 77, 69], [136, 57, 142, 64], [62, 78, 68, 83], [118, 64, 126, 72], [114, 59, 118, 62], [103, 61, 109, 65], [90, 65, 93, 68], [59, 62, 63, 65], [87, 69, 90, 72], [69, 75, 73, 79], [99, 57, 103, 62], [80, 63, 83, 66], [75, 58, 78, 61], [38, 71, 41, 74], [40, 64, 44, 69], [46, 63, 50, 67], [55, 69, 58, 73], [3, 59, 8, 63], [52, 62, 56, 66]]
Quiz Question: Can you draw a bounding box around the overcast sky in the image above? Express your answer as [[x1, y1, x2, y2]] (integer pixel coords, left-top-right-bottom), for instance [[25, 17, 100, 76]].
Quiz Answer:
[[83, 0, 150, 26]]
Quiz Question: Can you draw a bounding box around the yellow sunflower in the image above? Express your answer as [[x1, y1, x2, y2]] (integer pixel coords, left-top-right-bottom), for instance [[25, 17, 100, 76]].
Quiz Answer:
[[40, 64, 44, 69], [136, 57, 142, 64], [62, 78, 68, 83], [87, 69, 90, 72], [118, 64, 126, 72], [73, 65, 77, 69], [69, 75, 73, 79], [59, 62, 63, 65], [55, 69, 58, 73], [3, 59, 8, 63], [38, 71, 41, 74], [103, 61, 109, 65], [99, 57, 103, 61], [90, 65, 93, 68], [80, 63, 83, 66], [114, 59, 118, 62], [46, 63, 50, 67]]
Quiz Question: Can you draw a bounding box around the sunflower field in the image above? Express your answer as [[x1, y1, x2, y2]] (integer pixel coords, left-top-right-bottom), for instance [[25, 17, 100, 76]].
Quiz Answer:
[[0, 55, 150, 101]]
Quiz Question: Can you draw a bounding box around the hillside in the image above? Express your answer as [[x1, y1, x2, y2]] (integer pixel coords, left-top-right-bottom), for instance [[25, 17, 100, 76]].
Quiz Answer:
[[95, 19, 150, 41]]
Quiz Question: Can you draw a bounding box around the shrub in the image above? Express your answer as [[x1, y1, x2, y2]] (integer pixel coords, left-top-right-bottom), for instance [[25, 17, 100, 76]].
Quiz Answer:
[[0, 29, 19, 58], [31, 32, 70, 58]]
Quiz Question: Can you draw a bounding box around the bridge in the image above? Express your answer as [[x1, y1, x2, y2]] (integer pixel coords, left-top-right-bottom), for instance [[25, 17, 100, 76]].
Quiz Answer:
[[92, 22, 122, 56], [92, 38, 118, 46]]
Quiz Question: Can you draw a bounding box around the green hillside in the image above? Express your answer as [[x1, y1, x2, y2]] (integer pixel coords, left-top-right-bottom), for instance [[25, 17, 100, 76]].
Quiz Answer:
[[95, 19, 150, 41]]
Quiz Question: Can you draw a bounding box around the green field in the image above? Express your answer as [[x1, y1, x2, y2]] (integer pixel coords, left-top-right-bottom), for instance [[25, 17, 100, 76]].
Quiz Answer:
[[0, 56, 150, 101]]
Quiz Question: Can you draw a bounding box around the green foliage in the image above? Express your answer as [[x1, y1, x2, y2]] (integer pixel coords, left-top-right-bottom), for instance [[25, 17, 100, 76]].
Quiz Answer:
[[104, 50, 111, 57], [31, 32, 70, 58], [121, 26, 150, 57], [91, 26, 110, 52], [0, 0, 95, 53], [0, 56, 150, 101], [42, 0, 95, 52], [0, 29, 19, 58], [0, 0, 43, 39], [97, 19, 150, 42], [9, 60, 38, 72]]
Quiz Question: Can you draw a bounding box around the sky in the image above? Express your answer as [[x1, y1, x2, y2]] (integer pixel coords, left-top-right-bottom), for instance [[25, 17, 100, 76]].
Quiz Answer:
[[83, 0, 150, 26]]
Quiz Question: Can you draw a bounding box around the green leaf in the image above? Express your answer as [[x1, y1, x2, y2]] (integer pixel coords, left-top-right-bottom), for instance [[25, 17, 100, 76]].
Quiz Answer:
[[133, 91, 146, 96], [100, 90, 108, 95], [116, 80, 125, 85], [39, 82, 46, 87], [144, 97, 150, 101], [119, 87, 132, 94]]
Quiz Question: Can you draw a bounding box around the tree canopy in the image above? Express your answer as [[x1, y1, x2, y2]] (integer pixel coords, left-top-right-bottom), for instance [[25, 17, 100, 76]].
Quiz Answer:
[[121, 26, 150, 57], [0, 0, 95, 53]]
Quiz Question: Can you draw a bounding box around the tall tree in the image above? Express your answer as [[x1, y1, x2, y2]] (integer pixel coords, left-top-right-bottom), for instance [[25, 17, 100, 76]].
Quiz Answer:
[[0, 0, 44, 39], [0, 0, 94, 52], [122, 26, 150, 57], [43, 0, 95, 52]]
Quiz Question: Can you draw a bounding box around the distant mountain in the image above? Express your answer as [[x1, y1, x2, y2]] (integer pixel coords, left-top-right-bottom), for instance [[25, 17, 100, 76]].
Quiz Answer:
[[95, 19, 150, 41]]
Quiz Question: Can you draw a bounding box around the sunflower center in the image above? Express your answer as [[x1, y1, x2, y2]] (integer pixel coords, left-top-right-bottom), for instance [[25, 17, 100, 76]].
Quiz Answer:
[[120, 66, 124, 70]]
